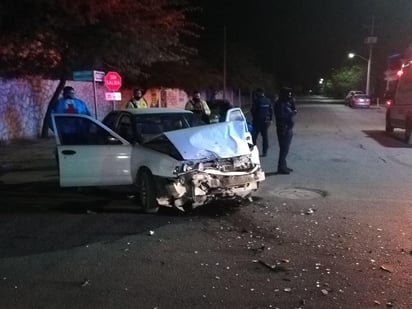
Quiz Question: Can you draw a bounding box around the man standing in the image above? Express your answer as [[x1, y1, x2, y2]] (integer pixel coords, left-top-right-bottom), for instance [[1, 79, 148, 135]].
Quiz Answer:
[[274, 87, 297, 174], [251, 88, 273, 157], [51, 86, 91, 115], [185, 90, 211, 124], [126, 88, 148, 108], [49, 85, 91, 145]]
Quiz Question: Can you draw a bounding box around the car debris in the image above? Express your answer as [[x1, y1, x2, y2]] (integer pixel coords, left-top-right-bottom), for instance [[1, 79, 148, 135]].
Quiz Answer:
[[258, 260, 288, 272]]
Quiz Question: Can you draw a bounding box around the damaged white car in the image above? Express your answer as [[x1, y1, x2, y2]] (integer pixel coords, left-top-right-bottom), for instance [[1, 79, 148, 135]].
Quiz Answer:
[[51, 108, 265, 212]]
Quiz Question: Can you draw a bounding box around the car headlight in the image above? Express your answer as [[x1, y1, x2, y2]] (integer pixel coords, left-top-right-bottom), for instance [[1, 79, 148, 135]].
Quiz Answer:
[[173, 162, 195, 175]]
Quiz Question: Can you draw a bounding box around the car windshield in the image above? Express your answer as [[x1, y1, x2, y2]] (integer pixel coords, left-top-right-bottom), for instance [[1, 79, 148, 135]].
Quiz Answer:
[[134, 113, 192, 141]]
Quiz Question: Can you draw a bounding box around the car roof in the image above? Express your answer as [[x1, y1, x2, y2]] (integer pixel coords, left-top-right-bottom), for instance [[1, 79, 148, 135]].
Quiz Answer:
[[353, 94, 369, 97], [116, 108, 192, 115]]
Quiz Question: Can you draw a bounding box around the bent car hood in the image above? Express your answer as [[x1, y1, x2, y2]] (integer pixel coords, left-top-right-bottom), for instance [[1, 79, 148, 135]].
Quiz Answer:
[[163, 121, 251, 160]]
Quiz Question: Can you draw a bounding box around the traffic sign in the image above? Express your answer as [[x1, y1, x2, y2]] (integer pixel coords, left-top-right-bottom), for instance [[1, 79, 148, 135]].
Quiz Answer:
[[73, 70, 105, 82], [93, 70, 105, 82], [105, 92, 122, 101], [104, 71, 122, 91], [73, 70, 93, 81]]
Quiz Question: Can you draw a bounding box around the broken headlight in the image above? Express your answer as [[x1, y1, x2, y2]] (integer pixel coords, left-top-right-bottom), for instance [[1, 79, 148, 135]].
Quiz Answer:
[[173, 161, 205, 175]]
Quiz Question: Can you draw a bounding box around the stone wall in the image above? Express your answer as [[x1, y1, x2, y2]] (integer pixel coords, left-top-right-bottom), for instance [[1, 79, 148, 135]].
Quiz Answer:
[[0, 77, 189, 143]]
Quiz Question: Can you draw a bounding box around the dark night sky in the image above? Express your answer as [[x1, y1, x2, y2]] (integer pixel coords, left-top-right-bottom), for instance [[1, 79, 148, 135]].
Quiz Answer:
[[195, 0, 412, 91]]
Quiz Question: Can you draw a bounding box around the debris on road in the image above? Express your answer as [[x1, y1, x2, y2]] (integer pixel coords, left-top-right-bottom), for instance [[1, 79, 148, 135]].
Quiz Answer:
[[380, 264, 394, 273], [148, 230, 155, 236], [81, 279, 89, 287], [306, 208, 315, 215], [258, 260, 287, 272]]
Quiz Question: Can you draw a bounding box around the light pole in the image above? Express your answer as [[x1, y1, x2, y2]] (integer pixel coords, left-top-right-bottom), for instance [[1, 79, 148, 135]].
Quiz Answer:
[[348, 52, 371, 96]]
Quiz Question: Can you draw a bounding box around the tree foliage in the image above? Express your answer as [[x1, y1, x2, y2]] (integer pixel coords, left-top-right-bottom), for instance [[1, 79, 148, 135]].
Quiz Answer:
[[0, 0, 197, 137], [326, 65, 365, 97], [0, 0, 197, 79]]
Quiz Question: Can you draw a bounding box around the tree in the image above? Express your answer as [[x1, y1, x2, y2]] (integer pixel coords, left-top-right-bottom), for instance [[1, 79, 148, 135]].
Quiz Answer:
[[0, 0, 197, 136], [326, 65, 365, 97]]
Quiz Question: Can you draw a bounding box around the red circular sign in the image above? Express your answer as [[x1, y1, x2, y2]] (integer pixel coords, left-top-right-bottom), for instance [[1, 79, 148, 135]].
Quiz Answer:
[[104, 71, 122, 91]]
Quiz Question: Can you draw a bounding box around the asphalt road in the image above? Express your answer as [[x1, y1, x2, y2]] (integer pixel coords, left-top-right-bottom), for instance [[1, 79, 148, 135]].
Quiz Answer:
[[1, 101, 412, 308]]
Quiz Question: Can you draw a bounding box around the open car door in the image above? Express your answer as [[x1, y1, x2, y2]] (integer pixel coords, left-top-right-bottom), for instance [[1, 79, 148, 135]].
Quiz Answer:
[[225, 107, 253, 143], [51, 114, 133, 187]]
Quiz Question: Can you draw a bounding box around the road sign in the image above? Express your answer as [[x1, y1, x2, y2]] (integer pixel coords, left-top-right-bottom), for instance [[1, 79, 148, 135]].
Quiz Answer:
[[73, 70, 105, 82], [105, 92, 122, 101], [73, 71, 93, 81], [93, 71, 105, 82], [364, 36, 378, 45], [104, 71, 122, 91]]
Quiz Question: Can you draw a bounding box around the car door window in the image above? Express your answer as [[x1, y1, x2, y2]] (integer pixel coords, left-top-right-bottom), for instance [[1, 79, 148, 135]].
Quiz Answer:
[[117, 115, 133, 142], [229, 110, 244, 122], [55, 116, 121, 145]]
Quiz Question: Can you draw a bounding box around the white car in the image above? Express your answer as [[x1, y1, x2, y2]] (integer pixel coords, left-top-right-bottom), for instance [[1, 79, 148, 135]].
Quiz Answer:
[[51, 108, 265, 212], [345, 90, 364, 104]]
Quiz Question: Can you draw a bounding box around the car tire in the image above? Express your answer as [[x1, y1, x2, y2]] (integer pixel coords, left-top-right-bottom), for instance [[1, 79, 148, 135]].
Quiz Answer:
[[405, 120, 412, 145], [137, 168, 159, 213], [385, 114, 394, 133]]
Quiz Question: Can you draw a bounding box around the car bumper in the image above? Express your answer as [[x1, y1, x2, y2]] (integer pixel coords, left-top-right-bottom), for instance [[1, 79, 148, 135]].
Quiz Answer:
[[157, 166, 265, 210]]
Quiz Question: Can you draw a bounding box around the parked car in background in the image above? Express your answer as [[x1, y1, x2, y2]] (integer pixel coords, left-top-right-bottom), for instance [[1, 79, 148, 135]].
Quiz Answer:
[[347, 94, 371, 108], [345, 90, 364, 105], [51, 108, 265, 213]]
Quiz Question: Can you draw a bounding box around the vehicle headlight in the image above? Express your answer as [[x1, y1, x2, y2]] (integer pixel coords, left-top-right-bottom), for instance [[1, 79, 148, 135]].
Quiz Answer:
[[196, 162, 204, 171], [173, 162, 195, 175]]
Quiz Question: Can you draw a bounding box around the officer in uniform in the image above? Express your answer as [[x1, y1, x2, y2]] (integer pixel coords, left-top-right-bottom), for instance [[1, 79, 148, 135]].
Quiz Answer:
[[251, 88, 273, 157], [274, 87, 297, 174]]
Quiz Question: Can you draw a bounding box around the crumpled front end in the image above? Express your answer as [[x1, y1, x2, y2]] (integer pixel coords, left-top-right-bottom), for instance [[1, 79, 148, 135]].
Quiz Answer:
[[156, 152, 265, 211]]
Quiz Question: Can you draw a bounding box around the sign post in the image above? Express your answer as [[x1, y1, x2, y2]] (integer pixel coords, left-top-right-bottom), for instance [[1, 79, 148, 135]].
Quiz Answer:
[[104, 71, 122, 110], [73, 70, 105, 119]]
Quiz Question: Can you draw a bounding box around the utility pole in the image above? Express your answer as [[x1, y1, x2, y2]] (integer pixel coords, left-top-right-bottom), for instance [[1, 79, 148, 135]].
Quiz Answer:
[[223, 26, 227, 100], [364, 16, 377, 96]]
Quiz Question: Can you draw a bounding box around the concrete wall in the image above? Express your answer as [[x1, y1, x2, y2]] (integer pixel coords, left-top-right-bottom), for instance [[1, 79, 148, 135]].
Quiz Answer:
[[0, 76, 189, 143]]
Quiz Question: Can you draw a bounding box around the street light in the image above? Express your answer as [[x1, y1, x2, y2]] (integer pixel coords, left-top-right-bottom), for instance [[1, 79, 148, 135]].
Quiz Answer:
[[348, 52, 371, 96]]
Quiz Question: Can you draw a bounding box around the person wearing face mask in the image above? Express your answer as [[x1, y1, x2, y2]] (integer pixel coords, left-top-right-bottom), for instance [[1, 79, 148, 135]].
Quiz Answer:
[[52, 86, 91, 115], [185, 90, 211, 125], [274, 87, 297, 174], [48, 85, 91, 145], [48, 86, 91, 129], [126, 88, 148, 108]]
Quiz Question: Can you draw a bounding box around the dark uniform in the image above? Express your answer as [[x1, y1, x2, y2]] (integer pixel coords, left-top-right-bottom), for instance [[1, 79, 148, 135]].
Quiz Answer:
[[251, 89, 273, 156], [274, 87, 297, 174]]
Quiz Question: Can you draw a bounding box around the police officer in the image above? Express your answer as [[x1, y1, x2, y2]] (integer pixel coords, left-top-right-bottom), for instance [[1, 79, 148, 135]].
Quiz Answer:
[[274, 87, 297, 174], [251, 88, 273, 157]]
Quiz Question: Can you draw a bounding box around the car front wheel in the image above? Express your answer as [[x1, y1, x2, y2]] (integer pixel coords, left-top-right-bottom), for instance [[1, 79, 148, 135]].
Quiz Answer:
[[137, 168, 159, 213], [405, 121, 412, 145], [385, 114, 394, 133]]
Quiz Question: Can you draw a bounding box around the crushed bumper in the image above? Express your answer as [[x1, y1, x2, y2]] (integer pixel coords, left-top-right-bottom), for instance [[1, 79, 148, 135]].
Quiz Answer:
[[157, 167, 265, 211]]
